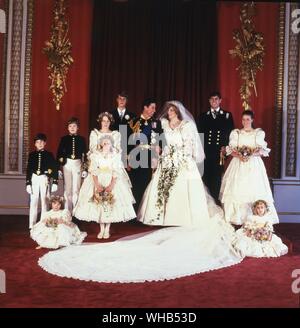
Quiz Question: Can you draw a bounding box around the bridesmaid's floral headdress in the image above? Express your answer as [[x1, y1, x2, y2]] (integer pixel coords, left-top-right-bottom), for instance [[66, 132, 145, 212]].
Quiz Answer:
[[97, 112, 115, 125]]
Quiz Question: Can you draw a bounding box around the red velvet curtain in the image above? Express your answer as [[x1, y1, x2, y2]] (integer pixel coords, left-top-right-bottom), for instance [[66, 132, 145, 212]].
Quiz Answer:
[[89, 0, 218, 129], [217, 1, 279, 176], [30, 0, 93, 154]]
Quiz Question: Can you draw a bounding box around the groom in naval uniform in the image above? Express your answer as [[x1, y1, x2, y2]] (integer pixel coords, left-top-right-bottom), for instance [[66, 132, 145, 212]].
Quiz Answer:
[[110, 91, 136, 167], [197, 91, 234, 203], [128, 98, 164, 210]]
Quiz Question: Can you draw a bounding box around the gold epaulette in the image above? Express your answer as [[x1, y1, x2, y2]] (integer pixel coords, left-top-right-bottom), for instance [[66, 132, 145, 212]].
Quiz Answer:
[[129, 119, 141, 134]]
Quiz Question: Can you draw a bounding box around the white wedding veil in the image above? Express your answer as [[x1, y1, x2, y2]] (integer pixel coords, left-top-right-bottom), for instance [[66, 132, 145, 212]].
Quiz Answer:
[[158, 100, 205, 165]]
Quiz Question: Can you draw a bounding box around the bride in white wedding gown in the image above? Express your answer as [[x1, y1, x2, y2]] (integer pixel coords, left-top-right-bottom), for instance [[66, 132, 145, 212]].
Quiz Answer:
[[38, 101, 244, 283]]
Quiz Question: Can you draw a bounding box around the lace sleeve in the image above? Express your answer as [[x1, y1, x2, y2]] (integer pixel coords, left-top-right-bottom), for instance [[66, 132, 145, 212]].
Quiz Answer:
[[89, 130, 98, 153], [255, 129, 270, 157], [226, 129, 239, 155], [111, 153, 124, 178], [88, 153, 100, 175], [112, 131, 122, 155], [181, 121, 197, 160], [160, 118, 169, 131]]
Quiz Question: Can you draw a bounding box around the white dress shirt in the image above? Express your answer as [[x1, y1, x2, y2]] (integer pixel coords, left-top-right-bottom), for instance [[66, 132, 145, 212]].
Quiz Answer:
[[117, 108, 126, 119]]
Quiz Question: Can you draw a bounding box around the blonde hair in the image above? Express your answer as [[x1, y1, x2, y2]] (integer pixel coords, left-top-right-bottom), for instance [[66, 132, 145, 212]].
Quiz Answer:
[[49, 195, 64, 208], [98, 135, 114, 152], [252, 200, 269, 215]]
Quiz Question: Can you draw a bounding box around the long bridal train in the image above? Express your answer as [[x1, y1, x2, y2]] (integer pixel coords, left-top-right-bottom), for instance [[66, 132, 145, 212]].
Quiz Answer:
[[38, 216, 243, 283], [38, 163, 244, 283]]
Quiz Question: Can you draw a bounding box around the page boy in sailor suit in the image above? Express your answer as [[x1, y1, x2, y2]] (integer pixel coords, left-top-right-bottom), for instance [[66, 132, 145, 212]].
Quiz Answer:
[[26, 133, 58, 229], [56, 117, 87, 213]]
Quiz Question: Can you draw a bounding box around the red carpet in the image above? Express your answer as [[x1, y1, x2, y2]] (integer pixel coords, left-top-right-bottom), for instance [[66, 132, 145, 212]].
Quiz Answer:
[[0, 216, 300, 308]]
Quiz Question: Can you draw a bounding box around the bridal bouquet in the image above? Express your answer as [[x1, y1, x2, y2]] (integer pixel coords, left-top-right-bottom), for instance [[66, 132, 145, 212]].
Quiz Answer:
[[92, 190, 115, 212], [154, 145, 187, 222], [45, 218, 59, 228], [243, 221, 273, 242]]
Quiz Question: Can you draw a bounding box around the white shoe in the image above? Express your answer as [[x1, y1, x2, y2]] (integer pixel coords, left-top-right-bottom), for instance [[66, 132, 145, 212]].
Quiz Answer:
[[103, 231, 110, 239], [97, 231, 104, 239]]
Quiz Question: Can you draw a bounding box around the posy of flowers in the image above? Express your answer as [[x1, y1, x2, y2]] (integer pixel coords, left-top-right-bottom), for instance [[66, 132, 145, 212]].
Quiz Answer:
[[243, 221, 273, 242]]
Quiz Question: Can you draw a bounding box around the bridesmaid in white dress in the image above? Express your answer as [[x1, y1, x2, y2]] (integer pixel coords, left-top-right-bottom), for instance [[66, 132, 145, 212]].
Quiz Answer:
[[73, 113, 135, 238], [219, 110, 279, 225], [233, 200, 288, 257], [31, 196, 86, 249]]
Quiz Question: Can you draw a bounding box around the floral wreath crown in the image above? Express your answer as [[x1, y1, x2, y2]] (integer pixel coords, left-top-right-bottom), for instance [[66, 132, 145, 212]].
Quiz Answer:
[[97, 111, 114, 124]]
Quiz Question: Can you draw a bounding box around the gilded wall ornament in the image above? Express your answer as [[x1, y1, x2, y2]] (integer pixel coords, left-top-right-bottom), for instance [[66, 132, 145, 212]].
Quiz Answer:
[[229, 2, 265, 110], [43, 0, 73, 111]]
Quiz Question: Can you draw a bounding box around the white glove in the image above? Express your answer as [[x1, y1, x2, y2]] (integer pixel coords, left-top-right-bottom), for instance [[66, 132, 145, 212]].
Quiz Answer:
[[26, 185, 32, 194], [58, 170, 63, 179], [51, 184, 58, 192], [81, 171, 88, 178]]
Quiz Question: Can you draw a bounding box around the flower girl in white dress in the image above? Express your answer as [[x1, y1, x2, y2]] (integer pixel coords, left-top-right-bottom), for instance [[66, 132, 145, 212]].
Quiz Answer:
[[30, 196, 86, 249], [219, 110, 279, 225], [233, 200, 288, 257], [74, 135, 135, 239]]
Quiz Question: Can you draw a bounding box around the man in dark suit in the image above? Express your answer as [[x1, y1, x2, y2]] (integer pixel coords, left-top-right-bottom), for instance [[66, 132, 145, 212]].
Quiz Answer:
[[128, 98, 164, 210], [198, 91, 234, 203], [110, 91, 136, 166]]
